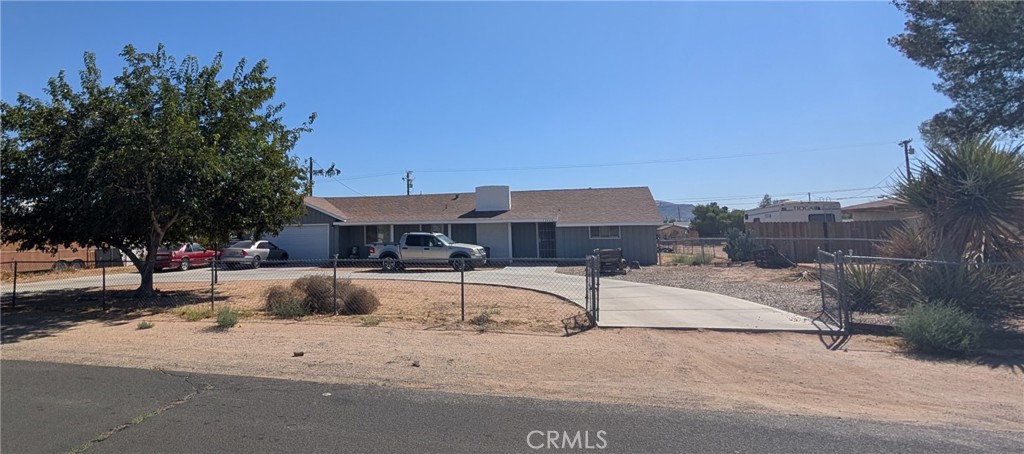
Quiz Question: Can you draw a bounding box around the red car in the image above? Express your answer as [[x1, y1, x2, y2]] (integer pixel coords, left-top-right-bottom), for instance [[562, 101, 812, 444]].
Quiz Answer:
[[155, 243, 219, 271]]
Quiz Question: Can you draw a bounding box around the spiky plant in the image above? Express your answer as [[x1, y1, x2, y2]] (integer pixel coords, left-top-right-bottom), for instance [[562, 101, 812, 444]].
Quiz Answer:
[[893, 136, 1024, 262]]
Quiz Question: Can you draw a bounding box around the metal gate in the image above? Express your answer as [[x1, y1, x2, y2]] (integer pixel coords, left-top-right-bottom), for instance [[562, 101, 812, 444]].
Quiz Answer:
[[817, 249, 850, 349], [585, 255, 600, 323]]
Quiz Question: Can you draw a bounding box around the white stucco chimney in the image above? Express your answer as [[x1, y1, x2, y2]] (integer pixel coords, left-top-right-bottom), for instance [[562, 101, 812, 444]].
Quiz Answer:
[[475, 185, 511, 211]]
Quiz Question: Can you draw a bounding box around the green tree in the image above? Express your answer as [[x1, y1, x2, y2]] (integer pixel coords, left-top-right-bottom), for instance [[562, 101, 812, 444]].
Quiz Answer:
[[758, 194, 773, 208], [1, 44, 315, 295], [691, 203, 745, 237], [893, 136, 1024, 262], [890, 1, 1024, 141]]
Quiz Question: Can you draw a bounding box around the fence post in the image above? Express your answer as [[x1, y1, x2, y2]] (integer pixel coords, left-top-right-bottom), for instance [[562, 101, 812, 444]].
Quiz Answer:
[[210, 259, 215, 311], [333, 254, 339, 314], [11, 261, 17, 309], [834, 250, 848, 331], [102, 265, 107, 311], [460, 258, 465, 322]]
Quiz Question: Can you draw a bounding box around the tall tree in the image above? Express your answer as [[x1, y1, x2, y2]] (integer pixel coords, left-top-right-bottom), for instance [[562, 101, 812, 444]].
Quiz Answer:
[[890, 1, 1024, 141], [691, 203, 745, 237], [1, 44, 314, 295], [758, 194, 774, 208]]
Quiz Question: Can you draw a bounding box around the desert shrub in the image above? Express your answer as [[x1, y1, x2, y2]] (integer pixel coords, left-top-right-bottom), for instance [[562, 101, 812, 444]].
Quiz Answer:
[[671, 253, 711, 266], [340, 286, 380, 315], [136, 321, 154, 330], [896, 302, 984, 355], [177, 306, 213, 321], [724, 228, 757, 262], [291, 275, 351, 314], [265, 285, 310, 318], [887, 263, 1024, 321], [216, 307, 240, 328], [470, 306, 501, 331], [361, 315, 383, 326], [844, 263, 891, 312]]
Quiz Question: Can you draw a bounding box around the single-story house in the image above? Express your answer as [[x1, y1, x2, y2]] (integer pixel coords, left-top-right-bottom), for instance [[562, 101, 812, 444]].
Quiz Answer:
[[657, 222, 694, 240], [842, 198, 917, 222], [270, 185, 662, 265]]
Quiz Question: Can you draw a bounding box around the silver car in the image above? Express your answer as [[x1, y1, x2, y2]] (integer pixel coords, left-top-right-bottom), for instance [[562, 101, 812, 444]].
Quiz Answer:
[[220, 240, 289, 269]]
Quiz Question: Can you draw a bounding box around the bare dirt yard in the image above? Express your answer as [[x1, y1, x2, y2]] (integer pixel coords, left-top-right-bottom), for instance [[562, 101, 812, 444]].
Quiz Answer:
[[3, 269, 1022, 433]]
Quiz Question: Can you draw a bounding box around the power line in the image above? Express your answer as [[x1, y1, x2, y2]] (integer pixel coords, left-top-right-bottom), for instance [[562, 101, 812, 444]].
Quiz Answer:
[[663, 185, 889, 204], [332, 140, 899, 178], [311, 158, 365, 196]]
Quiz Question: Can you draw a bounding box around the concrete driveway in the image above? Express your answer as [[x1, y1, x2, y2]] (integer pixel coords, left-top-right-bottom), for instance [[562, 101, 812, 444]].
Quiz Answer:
[[3, 265, 825, 332]]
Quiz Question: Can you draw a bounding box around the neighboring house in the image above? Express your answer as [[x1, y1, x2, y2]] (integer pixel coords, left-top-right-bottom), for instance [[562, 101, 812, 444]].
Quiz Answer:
[[744, 201, 842, 223], [842, 198, 917, 222], [657, 222, 693, 240], [271, 186, 662, 265]]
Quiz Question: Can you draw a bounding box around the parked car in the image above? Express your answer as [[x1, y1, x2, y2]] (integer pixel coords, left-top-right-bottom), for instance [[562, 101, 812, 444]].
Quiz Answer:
[[220, 240, 288, 269], [367, 232, 487, 271], [155, 243, 219, 271]]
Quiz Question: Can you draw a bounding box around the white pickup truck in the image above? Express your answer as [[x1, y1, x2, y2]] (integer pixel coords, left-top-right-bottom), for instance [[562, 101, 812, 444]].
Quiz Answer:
[[367, 232, 487, 271]]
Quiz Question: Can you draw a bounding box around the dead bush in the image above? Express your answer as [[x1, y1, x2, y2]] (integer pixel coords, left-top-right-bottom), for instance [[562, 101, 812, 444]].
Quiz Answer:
[[291, 275, 351, 314], [340, 286, 380, 315], [265, 285, 309, 318]]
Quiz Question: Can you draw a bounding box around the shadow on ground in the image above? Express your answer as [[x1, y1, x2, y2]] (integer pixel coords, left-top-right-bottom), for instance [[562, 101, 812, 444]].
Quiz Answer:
[[1, 288, 227, 343]]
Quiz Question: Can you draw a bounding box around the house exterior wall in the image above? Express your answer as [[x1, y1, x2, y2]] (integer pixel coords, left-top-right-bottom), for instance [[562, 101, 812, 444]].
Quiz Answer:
[[338, 226, 363, 257], [476, 223, 511, 259], [556, 226, 657, 265], [297, 207, 338, 225]]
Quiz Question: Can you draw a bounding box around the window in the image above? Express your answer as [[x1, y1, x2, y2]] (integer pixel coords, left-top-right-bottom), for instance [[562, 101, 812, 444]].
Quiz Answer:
[[589, 226, 620, 239], [365, 225, 392, 243], [192, 243, 204, 252], [405, 235, 425, 247]]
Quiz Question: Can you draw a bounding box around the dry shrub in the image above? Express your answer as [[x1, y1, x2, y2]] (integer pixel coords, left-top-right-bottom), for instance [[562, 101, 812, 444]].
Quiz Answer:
[[291, 275, 351, 314], [339, 285, 380, 315], [265, 285, 309, 318]]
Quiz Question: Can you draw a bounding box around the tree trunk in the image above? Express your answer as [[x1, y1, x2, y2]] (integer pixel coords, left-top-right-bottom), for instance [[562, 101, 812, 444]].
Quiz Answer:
[[134, 241, 161, 297]]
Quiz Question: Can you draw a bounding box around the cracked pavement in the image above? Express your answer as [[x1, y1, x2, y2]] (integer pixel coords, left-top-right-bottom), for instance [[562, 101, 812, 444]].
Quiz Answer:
[[3, 360, 1022, 453]]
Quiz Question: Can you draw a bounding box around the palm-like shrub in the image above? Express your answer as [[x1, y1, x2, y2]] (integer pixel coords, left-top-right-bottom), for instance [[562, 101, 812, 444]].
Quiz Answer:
[[893, 136, 1024, 262], [844, 263, 891, 312]]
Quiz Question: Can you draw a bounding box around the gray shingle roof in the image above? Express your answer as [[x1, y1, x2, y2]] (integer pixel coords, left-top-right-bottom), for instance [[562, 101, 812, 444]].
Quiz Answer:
[[305, 187, 662, 226]]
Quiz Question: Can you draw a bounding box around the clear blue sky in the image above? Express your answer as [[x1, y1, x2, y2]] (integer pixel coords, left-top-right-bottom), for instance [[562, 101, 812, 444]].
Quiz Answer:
[[1, 1, 949, 209]]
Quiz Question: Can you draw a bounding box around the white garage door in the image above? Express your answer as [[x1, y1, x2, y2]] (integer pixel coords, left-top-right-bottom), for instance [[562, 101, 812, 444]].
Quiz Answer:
[[271, 224, 330, 260]]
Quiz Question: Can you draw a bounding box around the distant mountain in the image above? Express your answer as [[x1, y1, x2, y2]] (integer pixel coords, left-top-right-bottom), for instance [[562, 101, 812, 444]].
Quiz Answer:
[[655, 201, 694, 222]]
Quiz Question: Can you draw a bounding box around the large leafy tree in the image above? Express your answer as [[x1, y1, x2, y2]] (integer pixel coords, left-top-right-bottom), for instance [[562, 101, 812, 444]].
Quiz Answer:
[[1, 44, 313, 295], [893, 136, 1024, 262], [890, 1, 1024, 141], [691, 203, 745, 237]]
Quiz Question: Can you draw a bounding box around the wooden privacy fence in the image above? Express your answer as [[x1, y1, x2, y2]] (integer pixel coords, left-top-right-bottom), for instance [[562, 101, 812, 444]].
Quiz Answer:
[[744, 221, 903, 263]]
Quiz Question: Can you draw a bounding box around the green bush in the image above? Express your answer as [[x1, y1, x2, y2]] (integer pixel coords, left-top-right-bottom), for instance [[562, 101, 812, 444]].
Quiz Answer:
[[216, 307, 240, 328], [724, 228, 757, 262], [177, 306, 213, 321], [136, 321, 154, 330], [265, 285, 310, 318], [888, 263, 1024, 321], [671, 253, 712, 266], [896, 302, 984, 355], [844, 263, 891, 312], [291, 275, 351, 314], [339, 286, 380, 315]]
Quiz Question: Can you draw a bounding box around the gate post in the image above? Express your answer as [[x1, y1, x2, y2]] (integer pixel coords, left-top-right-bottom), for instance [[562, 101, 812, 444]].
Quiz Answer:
[[834, 250, 848, 331], [333, 254, 339, 314]]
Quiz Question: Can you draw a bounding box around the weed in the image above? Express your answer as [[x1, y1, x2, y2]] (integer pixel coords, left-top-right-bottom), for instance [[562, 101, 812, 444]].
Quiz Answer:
[[177, 306, 213, 321], [265, 285, 309, 318], [216, 307, 240, 328], [361, 315, 384, 327], [136, 321, 154, 330]]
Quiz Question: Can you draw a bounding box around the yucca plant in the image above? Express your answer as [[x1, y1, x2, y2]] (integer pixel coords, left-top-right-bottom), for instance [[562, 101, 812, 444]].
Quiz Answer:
[[893, 136, 1024, 263], [844, 263, 891, 312]]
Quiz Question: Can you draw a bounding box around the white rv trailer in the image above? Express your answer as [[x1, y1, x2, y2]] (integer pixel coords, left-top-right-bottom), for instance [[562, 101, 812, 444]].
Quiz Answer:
[[744, 201, 842, 223]]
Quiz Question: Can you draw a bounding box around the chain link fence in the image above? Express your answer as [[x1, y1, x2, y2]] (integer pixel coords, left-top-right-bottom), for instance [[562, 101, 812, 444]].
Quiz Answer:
[[1, 257, 595, 336], [657, 237, 887, 264]]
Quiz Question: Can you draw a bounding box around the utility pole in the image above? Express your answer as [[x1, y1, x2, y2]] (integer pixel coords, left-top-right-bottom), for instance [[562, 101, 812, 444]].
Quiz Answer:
[[899, 139, 914, 181], [307, 157, 314, 196], [403, 171, 414, 196], [808, 192, 811, 202]]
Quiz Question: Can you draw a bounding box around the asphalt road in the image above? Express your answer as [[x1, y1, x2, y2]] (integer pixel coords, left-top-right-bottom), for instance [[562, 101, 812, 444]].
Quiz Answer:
[[2, 360, 1020, 453]]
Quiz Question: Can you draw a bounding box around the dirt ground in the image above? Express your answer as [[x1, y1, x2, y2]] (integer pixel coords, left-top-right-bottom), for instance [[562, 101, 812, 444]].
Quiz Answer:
[[2, 309, 1021, 432]]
